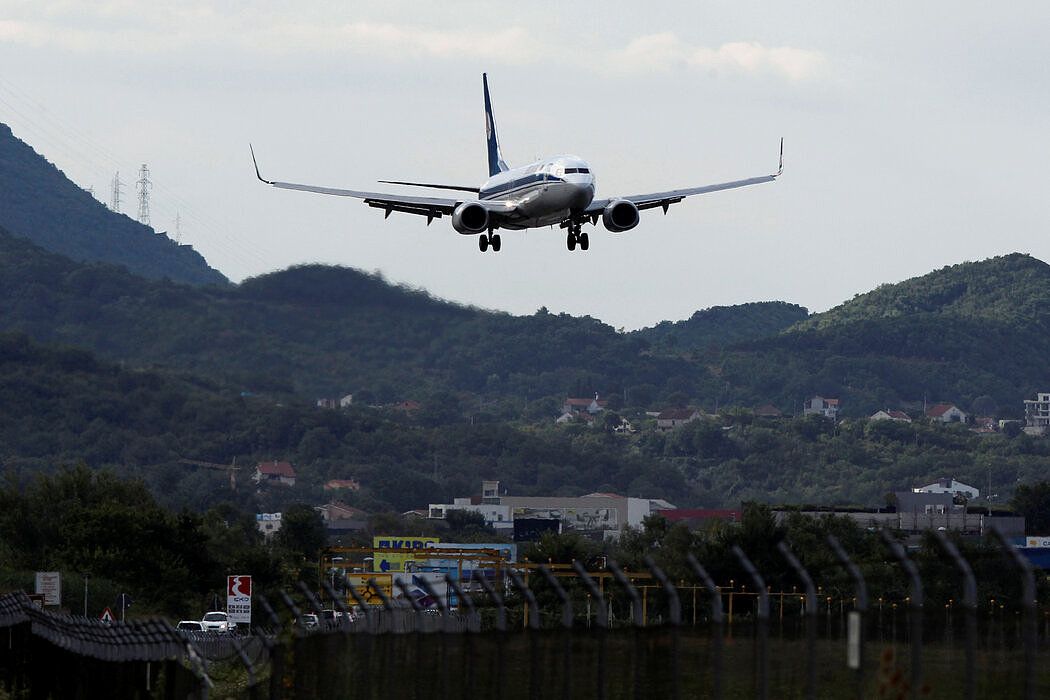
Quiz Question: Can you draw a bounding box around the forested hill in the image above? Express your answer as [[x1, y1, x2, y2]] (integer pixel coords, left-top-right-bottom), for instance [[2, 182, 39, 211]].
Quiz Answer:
[[0, 123, 228, 287], [719, 254, 1050, 416], [634, 301, 809, 349], [2, 221, 1049, 418], [793, 254, 1050, 330]]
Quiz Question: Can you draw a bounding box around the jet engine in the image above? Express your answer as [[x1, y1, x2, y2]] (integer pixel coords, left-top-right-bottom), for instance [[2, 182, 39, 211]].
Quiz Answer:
[[452, 202, 489, 234], [602, 199, 640, 232]]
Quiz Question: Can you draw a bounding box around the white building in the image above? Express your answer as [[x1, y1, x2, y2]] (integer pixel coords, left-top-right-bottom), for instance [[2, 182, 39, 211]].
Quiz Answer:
[[913, 478, 979, 500], [803, 396, 839, 419], [1024, 392, 1050, 434]]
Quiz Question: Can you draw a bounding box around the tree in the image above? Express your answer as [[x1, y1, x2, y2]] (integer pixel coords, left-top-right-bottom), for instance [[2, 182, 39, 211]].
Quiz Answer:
[[1011, 482, 1050, 533]]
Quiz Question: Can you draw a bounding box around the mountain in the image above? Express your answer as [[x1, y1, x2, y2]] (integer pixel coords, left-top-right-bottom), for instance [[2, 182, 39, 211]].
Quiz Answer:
[[720, 254, 1050, 416], [634, 301, 809, 349], [793, 254, 1050, 330], [0, 122, 228, 286]]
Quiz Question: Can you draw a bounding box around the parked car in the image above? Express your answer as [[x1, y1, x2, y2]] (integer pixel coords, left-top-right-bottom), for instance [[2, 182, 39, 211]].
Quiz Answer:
[[177, 620, 205, 632], [301, 613, 319, 630], [201, 611, 235, 632]]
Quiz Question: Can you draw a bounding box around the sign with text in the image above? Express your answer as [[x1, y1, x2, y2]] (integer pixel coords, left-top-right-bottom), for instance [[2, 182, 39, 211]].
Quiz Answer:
[[35, 571, 61, 606], [227, 575, 252, 625], [372, 536, 438, 573]]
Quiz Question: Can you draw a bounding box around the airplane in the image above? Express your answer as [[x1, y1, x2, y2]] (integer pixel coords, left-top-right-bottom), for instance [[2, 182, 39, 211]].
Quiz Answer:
[[251, 74, 782, 253]]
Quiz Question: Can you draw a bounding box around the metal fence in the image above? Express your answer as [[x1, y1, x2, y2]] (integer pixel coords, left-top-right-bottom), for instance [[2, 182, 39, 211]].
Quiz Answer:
[[2, 529, 1048, 699]]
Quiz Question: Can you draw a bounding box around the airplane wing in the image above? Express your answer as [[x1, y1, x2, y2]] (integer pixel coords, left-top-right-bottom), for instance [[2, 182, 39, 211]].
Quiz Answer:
[[585, 139, 783, 215], [251, 146, 468, 224]]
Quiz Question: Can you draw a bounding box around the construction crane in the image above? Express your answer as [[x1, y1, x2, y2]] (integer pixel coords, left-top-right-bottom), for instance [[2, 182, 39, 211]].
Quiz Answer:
[[178, 457, 241, 490]]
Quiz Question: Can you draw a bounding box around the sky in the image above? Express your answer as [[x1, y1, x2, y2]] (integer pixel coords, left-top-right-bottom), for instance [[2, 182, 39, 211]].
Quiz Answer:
[[1, 1, 1047, 330]]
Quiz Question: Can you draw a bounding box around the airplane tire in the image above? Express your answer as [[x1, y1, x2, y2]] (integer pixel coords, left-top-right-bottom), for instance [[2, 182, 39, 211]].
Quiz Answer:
[[579, 232, 589, 250], [491, 234, 502, 252], [566, 232, 576, 251], [479, 235, 489, 252]]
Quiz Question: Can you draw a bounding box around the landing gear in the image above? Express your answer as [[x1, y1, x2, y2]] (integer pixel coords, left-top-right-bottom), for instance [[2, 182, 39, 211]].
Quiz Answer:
[[565, 221, 588, 251], [478, 232, 501, 252]]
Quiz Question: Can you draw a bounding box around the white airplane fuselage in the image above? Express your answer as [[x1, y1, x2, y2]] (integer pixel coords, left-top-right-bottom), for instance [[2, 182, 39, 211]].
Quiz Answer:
[[479, 155, 596, 230]]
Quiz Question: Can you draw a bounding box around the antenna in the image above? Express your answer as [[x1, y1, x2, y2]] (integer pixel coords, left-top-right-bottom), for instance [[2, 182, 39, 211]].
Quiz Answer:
[[109, 172, 123, 212], [174, 212, 182, 243], [136, 164, 152, 226]]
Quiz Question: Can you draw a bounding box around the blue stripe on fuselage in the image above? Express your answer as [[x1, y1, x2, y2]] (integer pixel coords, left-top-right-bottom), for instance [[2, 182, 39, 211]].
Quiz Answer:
[[480, 174, 564, 200]]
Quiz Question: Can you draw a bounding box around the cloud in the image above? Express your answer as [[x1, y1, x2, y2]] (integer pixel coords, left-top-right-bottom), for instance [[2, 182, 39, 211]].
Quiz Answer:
[[608, 33, 829, 83]]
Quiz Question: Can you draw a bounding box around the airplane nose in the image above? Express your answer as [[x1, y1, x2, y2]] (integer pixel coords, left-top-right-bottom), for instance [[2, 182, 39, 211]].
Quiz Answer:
[[570, 179, 595, 210]]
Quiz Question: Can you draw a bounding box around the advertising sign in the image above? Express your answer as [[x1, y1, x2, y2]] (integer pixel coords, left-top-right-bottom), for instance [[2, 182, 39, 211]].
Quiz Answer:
[[34, 571, 61, 606], [346, 574, 393, 604], [227, 575, 252, 625], [1026, 536, 1050, 548], [372, 536, 439, 572]]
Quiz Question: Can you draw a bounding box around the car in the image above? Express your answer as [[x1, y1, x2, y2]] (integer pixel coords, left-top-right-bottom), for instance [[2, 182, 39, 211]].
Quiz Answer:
[[177, 620, 205, 632], [301, 613, 319, 630], [201, 611, 236, 632]]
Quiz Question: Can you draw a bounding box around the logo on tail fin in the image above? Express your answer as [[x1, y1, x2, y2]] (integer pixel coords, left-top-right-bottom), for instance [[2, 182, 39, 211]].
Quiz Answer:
[[483, 73, 509, 177]]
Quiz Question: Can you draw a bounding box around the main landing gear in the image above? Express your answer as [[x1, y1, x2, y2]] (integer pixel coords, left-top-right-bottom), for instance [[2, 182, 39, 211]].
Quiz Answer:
[[478, 232, 501, 252], [565, 222, 589, 251]]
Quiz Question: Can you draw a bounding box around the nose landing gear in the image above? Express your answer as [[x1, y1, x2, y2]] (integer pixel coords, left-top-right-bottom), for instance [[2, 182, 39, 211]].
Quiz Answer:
[[564, 221, 589, 251]]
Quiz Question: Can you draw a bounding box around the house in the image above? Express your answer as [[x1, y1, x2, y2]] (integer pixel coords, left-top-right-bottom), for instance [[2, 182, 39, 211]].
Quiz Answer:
[[913, 478, 979, 500], [803, 396, 839, 419], [754, 405, 783, 419], [1023, 392, 1050, 435], [315, 502, 367, 522], [926, 404, 967, 423], [656, 408, 703, 431], [562, 394, 607, 415], [870, 410, 911, 422], [324, 479, 361, 492], [252, 461, 296, 487]]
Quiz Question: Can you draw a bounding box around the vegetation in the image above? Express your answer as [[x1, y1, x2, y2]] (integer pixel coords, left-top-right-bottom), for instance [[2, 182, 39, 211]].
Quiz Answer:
[[0, 124, 227, 286]]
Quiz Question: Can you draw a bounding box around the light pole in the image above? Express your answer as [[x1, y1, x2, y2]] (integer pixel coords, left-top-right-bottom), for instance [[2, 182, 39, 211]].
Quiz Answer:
[[81, 572, 91, 617]]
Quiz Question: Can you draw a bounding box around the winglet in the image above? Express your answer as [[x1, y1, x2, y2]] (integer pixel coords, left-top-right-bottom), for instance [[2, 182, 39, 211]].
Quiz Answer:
[[250, 144, 274, 185], [774, 138, 784, 178], [483, 74, 509, 177]]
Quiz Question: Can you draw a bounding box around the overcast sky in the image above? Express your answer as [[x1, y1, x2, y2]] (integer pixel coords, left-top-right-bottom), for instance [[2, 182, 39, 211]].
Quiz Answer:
[[1, 2, 1047, 330]]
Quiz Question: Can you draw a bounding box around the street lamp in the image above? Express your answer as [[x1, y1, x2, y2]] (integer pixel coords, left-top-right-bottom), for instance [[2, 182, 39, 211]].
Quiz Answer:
[[81, 572, 91, 617]]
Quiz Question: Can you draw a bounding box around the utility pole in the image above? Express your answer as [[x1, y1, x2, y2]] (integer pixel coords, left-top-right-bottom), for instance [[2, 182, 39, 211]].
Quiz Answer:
[[81, 572, 91, 617], [136, 164, 152, 226]]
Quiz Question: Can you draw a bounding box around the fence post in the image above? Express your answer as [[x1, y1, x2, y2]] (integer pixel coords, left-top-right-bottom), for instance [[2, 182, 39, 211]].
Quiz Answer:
[[609, 560, 645, 700], [508, 568, 541, 700], [733, 546, 769, 700], [881, 530, 923, 699], [646, 557, 681, 700], [828, 535, 868, 700], [991, 528, 1037, 700], [573, 561, 608, 700], [539, 566, 573, 700], [472, 570, 506, 700], [933, 531, 976, 700], [686, 554, 724, 700], [778, 541, 817, 700]]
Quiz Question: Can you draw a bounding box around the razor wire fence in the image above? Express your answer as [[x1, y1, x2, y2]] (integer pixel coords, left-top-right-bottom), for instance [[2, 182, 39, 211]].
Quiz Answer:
[[2, 529, 1049, 699]]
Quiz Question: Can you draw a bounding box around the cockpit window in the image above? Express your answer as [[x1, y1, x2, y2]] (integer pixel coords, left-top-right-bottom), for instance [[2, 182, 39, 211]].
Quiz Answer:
[[564, 168, 590, 174]]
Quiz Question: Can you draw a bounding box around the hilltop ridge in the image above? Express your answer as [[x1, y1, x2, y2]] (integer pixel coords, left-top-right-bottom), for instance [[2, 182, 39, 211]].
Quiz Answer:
[[0, 122, 228, 287]]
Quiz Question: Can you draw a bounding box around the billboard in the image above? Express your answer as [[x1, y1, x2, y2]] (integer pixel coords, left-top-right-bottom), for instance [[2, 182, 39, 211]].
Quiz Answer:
[[346, 574, 393, 604], [35, 572, 61, 606], [372, 536, 439, 572], [227, 575, 252, 625]]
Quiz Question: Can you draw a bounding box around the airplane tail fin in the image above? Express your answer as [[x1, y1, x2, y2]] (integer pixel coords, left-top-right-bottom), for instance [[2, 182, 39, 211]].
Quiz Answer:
[[484, 73, 509, 177]]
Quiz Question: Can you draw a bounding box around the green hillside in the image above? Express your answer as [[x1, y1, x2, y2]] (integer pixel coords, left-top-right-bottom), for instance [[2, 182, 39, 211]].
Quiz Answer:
[[634, 301, 809, 349], [0, 122, 228, 286]]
